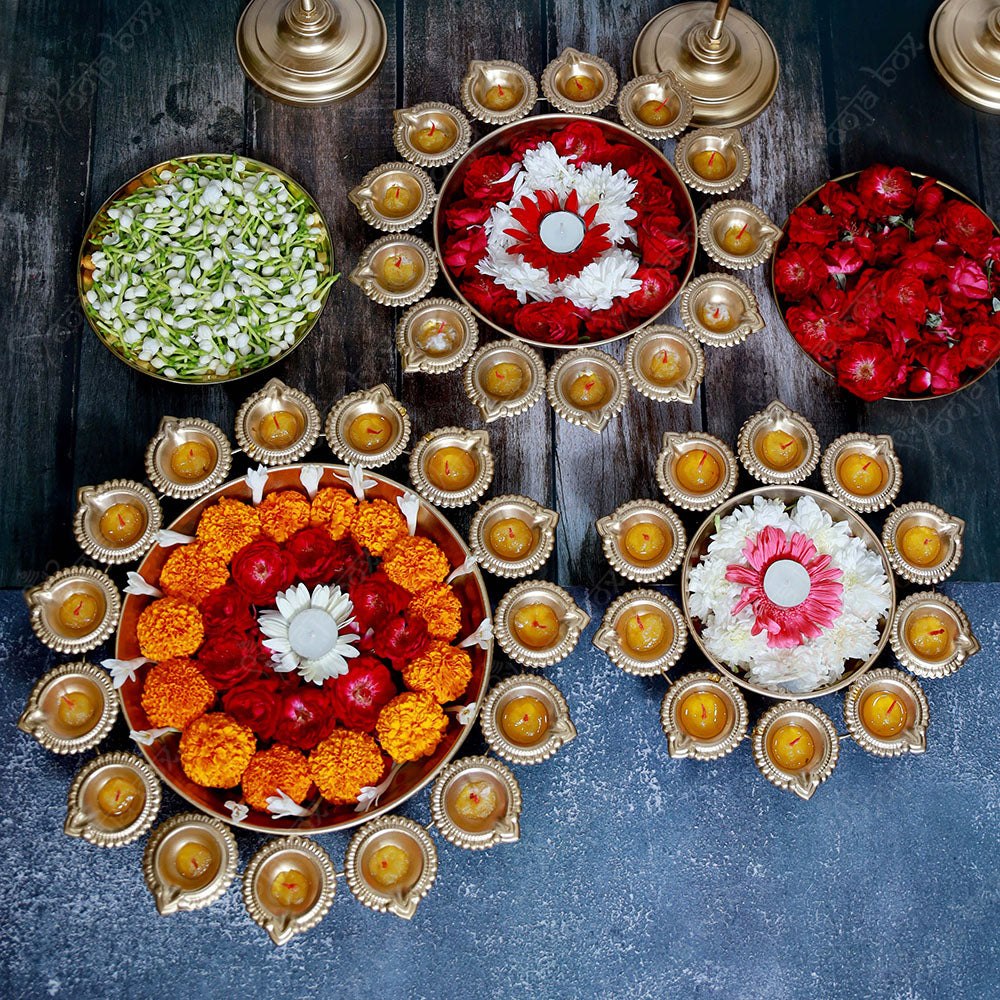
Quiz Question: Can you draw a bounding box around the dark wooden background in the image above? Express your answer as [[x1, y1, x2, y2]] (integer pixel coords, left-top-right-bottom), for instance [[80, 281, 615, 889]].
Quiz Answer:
[[2, 0, 999, 597]]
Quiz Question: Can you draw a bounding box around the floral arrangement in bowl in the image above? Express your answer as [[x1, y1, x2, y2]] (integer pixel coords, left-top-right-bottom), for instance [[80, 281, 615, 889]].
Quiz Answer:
[[773, 164, 1000, 400]]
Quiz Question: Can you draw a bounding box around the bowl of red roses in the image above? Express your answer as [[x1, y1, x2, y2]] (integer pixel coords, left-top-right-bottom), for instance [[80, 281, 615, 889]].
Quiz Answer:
[[433, 114, 697, 349], [772, 164, 1000, 401]]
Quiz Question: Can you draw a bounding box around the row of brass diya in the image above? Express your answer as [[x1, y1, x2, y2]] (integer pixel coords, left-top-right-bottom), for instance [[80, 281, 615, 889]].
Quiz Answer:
[[346, 49, 779, 433], [591, 399, 979, 800], [18, 379, 577, 944]]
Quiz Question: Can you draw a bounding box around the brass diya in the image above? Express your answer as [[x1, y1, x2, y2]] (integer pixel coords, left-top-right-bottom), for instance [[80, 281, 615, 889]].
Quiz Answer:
[[409, 427, 494, 508], [25, 565, 120, 654], [752, 701, 839, 801], [18, 661, 117, 755], [393, 102, 472, 168], [142, 812, 239, 915], [844, 668, 929, 758], [480, 674, 576, 765], [929, 0, 1000, 114], [430, 755, 522, 851], [593, 589, 688, 676], [624, 325, 705, 405], [494, 580, 590, 669], [698, 199, 781, 271], [655, 431, 738, 511], [659, 670, 748, 761], [736, 399, 821, 485], [349, 161, 437, 233], [397, 298, 479, 375], [821, 432, 902, 514], [595, 499, 686, 583], [617, 71, 694, 140], [345, 815, 438, 919], [64, 750, 162, 847], [73, 478, 162, 564], [469, 494, 559, 579], [144, 416, 233, 500], [891, 591, 980, 679], [350, 234, 438, 308], [235, 378, 322, 465], [461, 59, 538, 125], [541, 47, 618, 115], [882, 502, 965, 586], [463, 341, 546, 422], [679, 272, 764, 348], [546, 349, 628, 433], [326, 383, 411, 468], [674, 126, 751, 194], [242, 836, 336, 945]]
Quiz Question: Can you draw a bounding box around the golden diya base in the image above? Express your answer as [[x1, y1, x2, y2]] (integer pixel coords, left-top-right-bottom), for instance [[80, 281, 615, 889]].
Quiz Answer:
[[674, 126, 751, 194], [882, 502, 965, 586], [19, 662, 118, 755], [821, 432, 902, 514], [930, 0, 1000, 114], [593, 590, 688, 677], [326, 383, 411, 468], [349, 162, 437, 233], [494, 581, 590, 669], [542, 48, 618, 115], [236, 379, 322, 465], [480, 674, 576, 765], [393, 103, 472, 168], [660, 671, 748, 761], [430, 756, 522, 851], [469, 495, 558, 579], [596, 499, 687, 583], [25, 566, 121, 655], [617, 71, 694, 140], [736, 399, 820, 486], [397, 298, 479, 375], [752, 701, 839, 801], [891, 591, 980, 679], [844, 668, 929, 758], [462, 59, 538, 125]]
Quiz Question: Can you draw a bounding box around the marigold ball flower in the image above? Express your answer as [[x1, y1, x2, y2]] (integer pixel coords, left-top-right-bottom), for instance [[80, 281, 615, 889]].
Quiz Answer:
[[179, 712, 256, 788], [136, 597, 205, 660], [257, 490, 311, 543], [409, 584, 463, 640], [309, 728, 385, 804], [310, 487, 358, 541], [196, 497, 262, 561], [158, 543, 230, 607], [141, 657, 216, 729], [350, 499, 408, 556], [376, 691, 449, 763], [241, 744, 314, 813], [382, 536, 451, 594], [400, 641, 473, 703]]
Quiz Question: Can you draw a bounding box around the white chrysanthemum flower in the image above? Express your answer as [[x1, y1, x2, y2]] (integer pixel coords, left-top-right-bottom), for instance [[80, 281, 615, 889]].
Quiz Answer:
[[258, 582, 360, 685], [514, 142, 579, 196], [560, 250, 641, 311]]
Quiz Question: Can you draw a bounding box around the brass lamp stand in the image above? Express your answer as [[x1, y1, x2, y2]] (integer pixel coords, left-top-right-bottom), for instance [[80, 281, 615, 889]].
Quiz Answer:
[[930, 0, 1000, 113]]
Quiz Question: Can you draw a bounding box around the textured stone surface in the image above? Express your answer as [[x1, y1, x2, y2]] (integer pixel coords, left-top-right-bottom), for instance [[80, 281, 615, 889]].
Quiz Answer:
[[1, 586, 997, 1000]]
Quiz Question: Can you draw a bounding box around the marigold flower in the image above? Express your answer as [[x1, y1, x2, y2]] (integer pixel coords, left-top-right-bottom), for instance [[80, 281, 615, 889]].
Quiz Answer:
[[136, 597, 205, 660], [141, 657, 215, 729], [310, 487, 358, 541], [158, 543, 230, 607], [350, 499, 407, 556], [257, 490, 311, 543], [376, 691, 448, 762], [382, 536, 451, 594], [309, 728, 385, 804], [409, 584, 463, 640], [196, 497, 261, 561], [179, 712, 256, 788], [400, 640, 473, 703], [241, 744, 314, 812]]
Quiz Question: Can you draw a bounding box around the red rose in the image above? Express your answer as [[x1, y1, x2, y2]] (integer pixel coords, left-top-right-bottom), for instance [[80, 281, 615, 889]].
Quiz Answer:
[[232, 539, 296, 604], [442, 228, 489, 278], [914, 177, 945, 215], [787, 205, 839, 246], [372, 610, 429, 663], [880, 270, 928, 324], [445, 198, 492, 230], [774, 245, 828, 300], [941, 201, 994, 258], [629, 176, 675, 217], [898, 250, 948, 281], [462, 154, 518, 201], [957, 319, 1000, 369], [636, 212, 690, 269], [824, 243, 864, 277], [788, 300, 865, 362], [351, 572, 411, 634], [460, 275, 521, 326], [326, 537, 368, 588], [514, 298, 584, 345], [856, 164, 916, 217], [846, 272, 884, 328], [908, 345, 962, 395], [201, 584, 254, 632], [222, 675, 283, 740], [836, 340, 907, 400], [585, 300, 634, 338], [198, 632, 266, 690], [817, 180, 861, 221], [274, 687, 336, 750], [330, 655, 397, 731], [550, 121, 613, 162], [623, 267, 679, 320], [948, 259, 989, 299], [284, 527, 337, 585]]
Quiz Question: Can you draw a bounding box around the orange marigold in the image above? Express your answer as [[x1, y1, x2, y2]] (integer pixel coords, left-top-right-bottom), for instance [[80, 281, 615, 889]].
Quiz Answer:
[[310, 487, 358, 541], [400, 640, 473, 703], [158, 542, 230, 606], [179, 712, 256, 788], [257, 490, 311, 543], [376, 691, 448, 762], [141, 657, 215, 729], [241, 744, 314, 812], [350, 499, 408, 556], [382, 536, 451, 594], [309, 728, 385, 804], [196, 497, 261, 561], [136, 597, 205, 660], [409, 584, 463, 640]]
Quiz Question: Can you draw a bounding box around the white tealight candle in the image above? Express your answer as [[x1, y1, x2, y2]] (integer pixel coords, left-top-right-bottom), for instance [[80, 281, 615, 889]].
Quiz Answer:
[[288, 608, 338, 660], [762, 559, 811, 608], [538, 211, 586, 254]]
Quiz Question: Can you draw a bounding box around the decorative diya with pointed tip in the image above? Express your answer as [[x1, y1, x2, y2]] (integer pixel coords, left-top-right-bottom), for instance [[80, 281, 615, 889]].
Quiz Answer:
[[326, 383, 411, 468], [461, 59, 538, 124], [494, 581, 590, 668], [891, 591, 980, 679], [617, 70, 694, 140], [350, 234, 438, 308], [542, 47, 618, 114], [463, 341, 546, 422], [737, 399, 820, 485], [25, 566, 120, 655], [479, 674, 576, 765], [469, 494, 558, 579], [393, 102, 472, 167], [593, 590, 688, 676], [656, 431, 738, 511], [596, 499, 686, 583], [235, 378, 321, 465], [699, 198, 781, 270], [145, 417, 232, 500], [679, 272, 764, 347], [674, 126, 751, 194], [409, 427, 494, 507], [624, 325, 705, 404], [349, 161, 437, 233], [430, 756, 522, 851], [752, 701, 839, 801], [844, 668, 929, 758], [821, 432, 902, 513], [546, 349, 628, 433], [73, 479, 162, 564], [882, 503, 965, 586], [659, 670, 748, 761], [397, 298, 479, 375]]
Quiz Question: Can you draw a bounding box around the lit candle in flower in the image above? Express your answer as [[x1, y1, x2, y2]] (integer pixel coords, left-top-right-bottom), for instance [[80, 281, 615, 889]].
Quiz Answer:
[[538, 211, 586, 254], [489, 517, 534, 559], [501, 696, 549, 745]]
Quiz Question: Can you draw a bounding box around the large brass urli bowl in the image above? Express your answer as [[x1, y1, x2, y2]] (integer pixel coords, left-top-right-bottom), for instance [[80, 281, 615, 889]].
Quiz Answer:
[[116, 464, 494, 835], [680, 485, 897, 700], [433, 114, 698, 351]]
